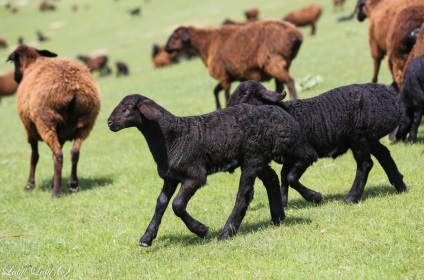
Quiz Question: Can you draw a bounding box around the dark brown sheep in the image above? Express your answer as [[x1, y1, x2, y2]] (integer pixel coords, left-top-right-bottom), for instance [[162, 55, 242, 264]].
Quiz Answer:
[[7, 44, 101, 197], [283, 4, 322, 35], [0, 71, 18, 100], [39, 1, 56, 11], [244, 8, 259, 21], [151, 44, 178, 68], [37, 30, 49, 42], [165, 19, 303, 109], [116, 61, 129, 77], [77, 54, 111, 76], [386, 5, 424, 90], [0, 38, 8, 49], [404, 23, 424, 77], [355, 0, 423, 83]]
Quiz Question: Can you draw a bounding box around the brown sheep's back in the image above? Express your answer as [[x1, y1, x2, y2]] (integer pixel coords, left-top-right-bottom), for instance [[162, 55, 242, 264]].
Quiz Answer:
[[210, 20, 302, 81], [17, 58, 101, 141], [283, 4, 322, 26]]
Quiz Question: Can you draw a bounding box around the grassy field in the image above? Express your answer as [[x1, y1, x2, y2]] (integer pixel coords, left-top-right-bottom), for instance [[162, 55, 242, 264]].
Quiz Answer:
[[1, 0, 423, 279]]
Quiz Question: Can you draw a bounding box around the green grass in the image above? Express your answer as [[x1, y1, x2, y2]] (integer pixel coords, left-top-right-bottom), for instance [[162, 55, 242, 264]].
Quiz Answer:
[[1, 0, 423, 279]]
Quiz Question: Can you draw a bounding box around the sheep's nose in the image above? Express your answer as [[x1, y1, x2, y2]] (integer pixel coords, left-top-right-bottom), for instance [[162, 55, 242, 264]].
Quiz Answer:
[[107, 120, 113, 127]]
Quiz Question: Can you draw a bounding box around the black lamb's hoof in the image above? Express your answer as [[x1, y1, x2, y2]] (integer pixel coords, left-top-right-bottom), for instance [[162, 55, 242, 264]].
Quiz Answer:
[[139, 235, 153, 247], [344, 195, 360, 204], [196, 225, 209, 239]]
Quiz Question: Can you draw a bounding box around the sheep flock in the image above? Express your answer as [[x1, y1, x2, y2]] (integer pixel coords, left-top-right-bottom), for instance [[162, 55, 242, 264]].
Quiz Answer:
[[1, 0, 423, 248]]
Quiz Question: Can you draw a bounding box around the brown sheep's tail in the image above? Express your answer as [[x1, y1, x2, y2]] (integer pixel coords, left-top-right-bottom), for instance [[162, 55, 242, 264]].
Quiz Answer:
[[291, 35, 303, 61]]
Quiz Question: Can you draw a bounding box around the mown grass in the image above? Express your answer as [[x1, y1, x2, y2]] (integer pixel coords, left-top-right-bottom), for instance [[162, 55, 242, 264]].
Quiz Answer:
[[0, 0, 423, 279]]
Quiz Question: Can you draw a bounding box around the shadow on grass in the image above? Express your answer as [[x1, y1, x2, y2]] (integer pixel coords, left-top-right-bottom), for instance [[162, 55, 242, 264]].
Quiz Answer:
[[37, 177, 113, 193], [147, 215, 312, 250], [285, 184, 401, 209]]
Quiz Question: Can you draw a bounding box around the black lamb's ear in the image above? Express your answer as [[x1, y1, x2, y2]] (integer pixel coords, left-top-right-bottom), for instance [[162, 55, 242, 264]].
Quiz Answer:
[[260, 90, 286, 102], [138, 100, 162, 121], [36, 49, 57, 57]]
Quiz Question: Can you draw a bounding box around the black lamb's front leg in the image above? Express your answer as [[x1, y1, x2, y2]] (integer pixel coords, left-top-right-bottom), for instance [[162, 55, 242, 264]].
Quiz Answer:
[[139, 179, 179, 247], [218, 168, 255, 241], [172, 179, 209, 238], [345, 146, 373, 203]]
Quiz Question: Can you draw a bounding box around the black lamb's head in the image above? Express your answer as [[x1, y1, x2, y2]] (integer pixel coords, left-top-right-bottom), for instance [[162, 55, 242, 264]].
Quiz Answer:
[[227, 80, 286, 107], [108, 94, 161, 132]]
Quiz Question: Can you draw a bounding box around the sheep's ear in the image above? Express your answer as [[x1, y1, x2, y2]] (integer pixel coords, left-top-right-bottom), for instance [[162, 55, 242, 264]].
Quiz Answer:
[[36, 49, 57, 57], [260, 90, 286, 102], [138, 100, 162, 121], [6, 52, 16, 62]]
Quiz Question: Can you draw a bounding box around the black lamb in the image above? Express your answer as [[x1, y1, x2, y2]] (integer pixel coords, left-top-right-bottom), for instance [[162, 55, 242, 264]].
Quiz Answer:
[[227, 81, 408, 205], [107, 94, 317, 247], [393, 54, 424, 143]]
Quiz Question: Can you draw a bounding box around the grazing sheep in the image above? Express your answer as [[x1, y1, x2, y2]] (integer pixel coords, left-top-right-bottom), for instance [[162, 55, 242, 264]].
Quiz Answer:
[[129, 7, 141, 16], [245, 8, 259, 21], [165, 19, 303, 109], [108, 94, 317, 246], [151, 44, 178, 68], [77, 54, 111, 76], [0, 71, 18, 100], [0, 38, 8, 49], [283, 4, 322, 35], [394, 55, 424, 143], [386, 5, 424, 90], [116, 61, 129, 77], [227, 81, 408, 205], [7, 45, 101, 197], [354, 0, 423, 83]]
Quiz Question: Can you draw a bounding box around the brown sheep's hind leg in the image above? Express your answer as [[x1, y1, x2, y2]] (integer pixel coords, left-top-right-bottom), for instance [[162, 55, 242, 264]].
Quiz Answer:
[[24, 140, 39, 191], [43, 130, 63, 197], [213, 83, 223, 109], [68, 138, 83, 193], [267, 61, 298, 100]]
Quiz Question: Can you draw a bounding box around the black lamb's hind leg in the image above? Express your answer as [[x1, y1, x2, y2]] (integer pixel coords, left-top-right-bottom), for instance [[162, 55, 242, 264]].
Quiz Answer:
[[172, 179, 209, 239], [139, 179, 179, 247], [345, 147, 373, 203], [407, 110, 423, 144], [257, 165, 285, 225], [371, 141, 407, 193], [282, 162, 323, 207]]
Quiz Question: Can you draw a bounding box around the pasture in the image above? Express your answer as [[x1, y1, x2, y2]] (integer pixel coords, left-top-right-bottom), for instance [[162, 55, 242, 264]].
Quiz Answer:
[[0, 0, 423, 279]]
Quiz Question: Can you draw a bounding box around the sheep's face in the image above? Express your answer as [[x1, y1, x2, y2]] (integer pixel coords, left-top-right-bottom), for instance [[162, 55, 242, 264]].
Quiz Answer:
[[108, 94, 161, 132], [6, 44, 57, 83], [227, 80, 286, 107], [165, 27, 191, 53]]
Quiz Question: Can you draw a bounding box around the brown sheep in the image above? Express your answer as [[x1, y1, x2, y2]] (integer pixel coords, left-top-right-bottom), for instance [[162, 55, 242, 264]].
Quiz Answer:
[[39, 1, 56, 11], [0, 71, 18, 100], [386, 5, 424, 90], [355, 0, 423, 83], [77, 54, 111, 76], [151, 44, 178, 68], [283, 4, 322, 35], [7, 45, 101, 197], [165, 19, 303, 109]]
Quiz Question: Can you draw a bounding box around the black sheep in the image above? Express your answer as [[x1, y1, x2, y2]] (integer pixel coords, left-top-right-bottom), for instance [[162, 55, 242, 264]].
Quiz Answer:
[[227, 81, 408, 205], [108, 94, 317, 246], [395, 54, 424, 143]]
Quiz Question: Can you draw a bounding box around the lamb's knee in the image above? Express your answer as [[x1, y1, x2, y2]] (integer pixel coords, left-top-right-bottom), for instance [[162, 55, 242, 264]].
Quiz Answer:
[[172, 198, 186, 217]]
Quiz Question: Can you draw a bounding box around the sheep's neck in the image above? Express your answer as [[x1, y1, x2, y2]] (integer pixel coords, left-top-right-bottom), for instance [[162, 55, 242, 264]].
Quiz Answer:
[[187, 27, 215, 66]]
